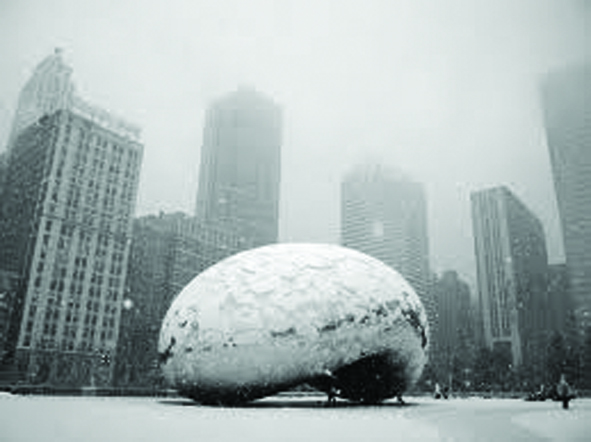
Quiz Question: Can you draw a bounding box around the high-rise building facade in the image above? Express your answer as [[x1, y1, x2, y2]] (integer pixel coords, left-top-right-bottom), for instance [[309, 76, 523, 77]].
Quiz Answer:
[[0, 52, 142, 386], [432, 270, 475, 386], [0, 270, 19, 362], [546, 263, 570, 336], [471, 186, 549, 371], [5, 49, 75, 152], [194, 87, 282, 249], [0, 153, 9, 224], [341, 164, 433, 332], [114, 212, 250, 387], [0, 152, 8, 197], [541, 63, 591, 340]]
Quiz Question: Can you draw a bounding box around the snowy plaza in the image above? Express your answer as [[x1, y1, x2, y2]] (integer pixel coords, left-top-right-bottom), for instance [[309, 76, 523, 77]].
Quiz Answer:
[[1, 393, 590, 441]]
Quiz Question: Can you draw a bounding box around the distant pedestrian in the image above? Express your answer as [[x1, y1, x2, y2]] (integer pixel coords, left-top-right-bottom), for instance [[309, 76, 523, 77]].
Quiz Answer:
[[534, 384, 546, 401], [556, 374, 574, 409], [322, 369, 338, 407], [434, 382, 442, 399], [326, 385, 338, 406]]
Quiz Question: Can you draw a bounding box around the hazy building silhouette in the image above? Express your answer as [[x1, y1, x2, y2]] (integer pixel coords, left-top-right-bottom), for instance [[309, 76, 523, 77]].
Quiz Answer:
[[471, 290, 486, 351], [114, 212, 250, 387], [546, 263, 570, 336], [541, 63, 591, 340], [194, 87, 282, 249], [341, 164, 433, 334], [432, 270, 475, 388], [471, 186, 549, 373], [0, 152, 8, 201], [5, 48, 74, 152], [0, 51, 142, 387]]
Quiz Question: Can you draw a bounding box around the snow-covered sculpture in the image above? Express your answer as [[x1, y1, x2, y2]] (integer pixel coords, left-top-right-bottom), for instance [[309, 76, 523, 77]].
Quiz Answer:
[[159, 243, 428, 404]]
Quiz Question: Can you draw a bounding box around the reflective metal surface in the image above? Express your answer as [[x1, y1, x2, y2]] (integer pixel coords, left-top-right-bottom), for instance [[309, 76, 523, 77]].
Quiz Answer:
[[159, 243, 428, 404]]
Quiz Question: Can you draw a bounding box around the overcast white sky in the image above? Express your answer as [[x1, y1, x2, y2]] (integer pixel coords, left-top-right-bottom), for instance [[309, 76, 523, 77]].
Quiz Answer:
[[0, 0, 589, 287]]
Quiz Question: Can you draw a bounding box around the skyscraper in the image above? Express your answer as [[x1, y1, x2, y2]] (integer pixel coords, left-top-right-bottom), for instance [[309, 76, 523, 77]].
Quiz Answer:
[[546, 263, 570, 336], [471, 186, 549, 372], [0, 152, 8, 210], [541, 63, 591, 340], [5, 48, 74, 152], [431, 270, 475, 386], [0, 270, 19, 362], [341, 164, 433, 330], [195, 87, 282, 249], [0, 52, 142, 386]]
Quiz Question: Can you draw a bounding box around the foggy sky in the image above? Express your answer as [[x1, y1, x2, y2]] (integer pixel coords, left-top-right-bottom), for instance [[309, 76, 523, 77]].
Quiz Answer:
[[0, 0, 589, 287]]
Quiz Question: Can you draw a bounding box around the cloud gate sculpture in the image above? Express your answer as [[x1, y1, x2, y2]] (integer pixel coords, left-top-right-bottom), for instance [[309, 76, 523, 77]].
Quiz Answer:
[[159, 243, 428, 405]]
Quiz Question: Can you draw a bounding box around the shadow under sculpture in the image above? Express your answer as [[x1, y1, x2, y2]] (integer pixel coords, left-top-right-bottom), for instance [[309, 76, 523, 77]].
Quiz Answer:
[[158, 243, 429, 405]]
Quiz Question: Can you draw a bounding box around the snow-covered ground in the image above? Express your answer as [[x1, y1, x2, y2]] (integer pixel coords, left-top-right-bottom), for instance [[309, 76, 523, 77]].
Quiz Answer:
[[1, 393, 589, 441]]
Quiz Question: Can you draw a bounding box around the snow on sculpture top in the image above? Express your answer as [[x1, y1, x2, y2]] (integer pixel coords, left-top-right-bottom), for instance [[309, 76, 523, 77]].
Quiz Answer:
[[159, 243, 429, 404]]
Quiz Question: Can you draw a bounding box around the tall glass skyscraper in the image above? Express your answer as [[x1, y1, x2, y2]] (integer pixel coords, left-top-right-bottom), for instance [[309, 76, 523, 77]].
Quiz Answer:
[[541, 63, 591, 339], [471, 186, 549, 371], [341, 164, 433, 333], [194, 87, 282, 249]]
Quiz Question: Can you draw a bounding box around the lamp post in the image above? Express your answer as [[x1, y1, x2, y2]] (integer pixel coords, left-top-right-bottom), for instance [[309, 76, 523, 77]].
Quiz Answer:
[[120, 296, 134, 386]]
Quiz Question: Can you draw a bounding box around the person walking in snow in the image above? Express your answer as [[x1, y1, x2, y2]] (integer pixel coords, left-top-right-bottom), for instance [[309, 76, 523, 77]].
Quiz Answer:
[[556, 374, 575, 409]]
